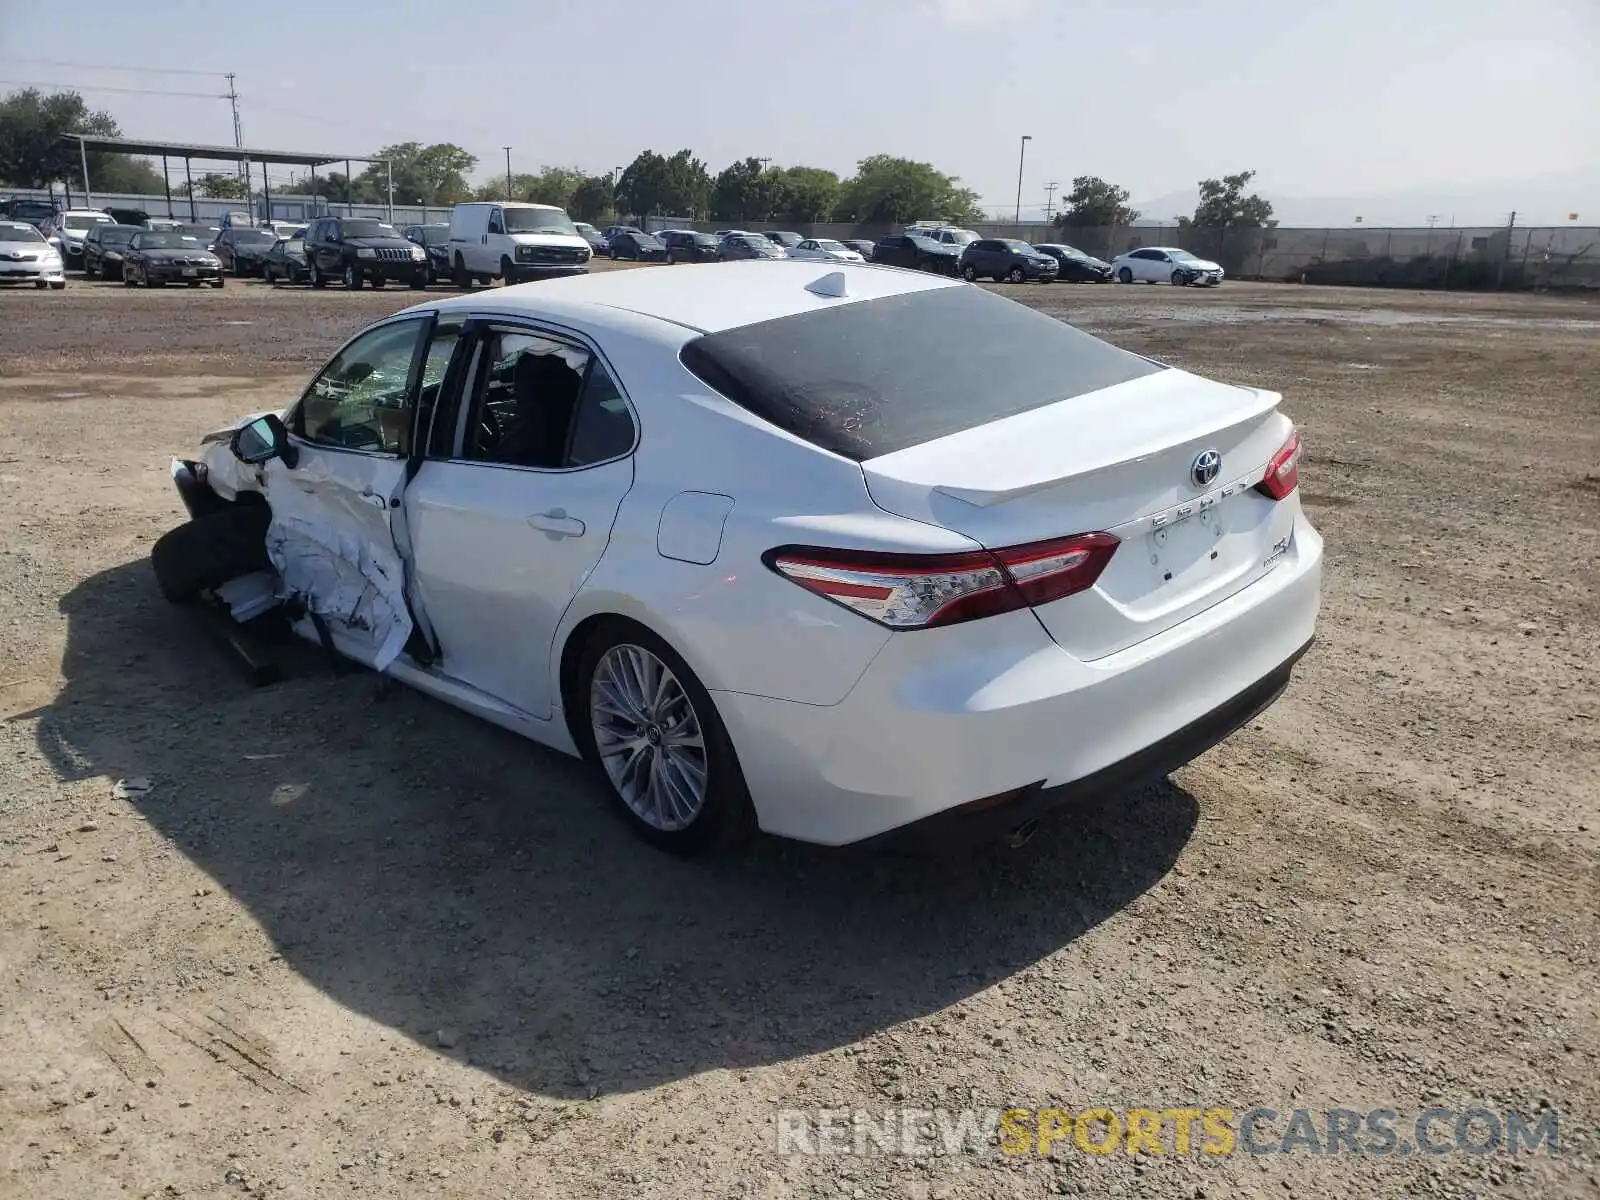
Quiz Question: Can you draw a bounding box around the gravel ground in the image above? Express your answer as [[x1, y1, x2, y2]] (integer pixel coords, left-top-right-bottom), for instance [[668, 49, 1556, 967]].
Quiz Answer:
[[0, 273, 1596, 1200]]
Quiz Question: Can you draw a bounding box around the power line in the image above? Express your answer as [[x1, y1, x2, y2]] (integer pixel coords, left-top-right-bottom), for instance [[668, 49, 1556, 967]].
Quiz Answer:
[[0, 57, 224, 77], [0, 78, 225, 99]]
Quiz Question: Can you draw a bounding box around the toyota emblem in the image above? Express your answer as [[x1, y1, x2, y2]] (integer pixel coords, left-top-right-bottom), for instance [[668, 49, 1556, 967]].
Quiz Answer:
[[1190, 449, 1221, 487]]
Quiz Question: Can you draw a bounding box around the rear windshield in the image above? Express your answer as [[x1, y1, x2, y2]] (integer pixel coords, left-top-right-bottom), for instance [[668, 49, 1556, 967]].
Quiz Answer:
[[679, 285, 1162, 460]]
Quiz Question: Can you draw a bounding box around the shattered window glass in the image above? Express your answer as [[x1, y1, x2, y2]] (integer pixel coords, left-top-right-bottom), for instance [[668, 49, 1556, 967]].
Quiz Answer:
[[298, 318, 428, 454]]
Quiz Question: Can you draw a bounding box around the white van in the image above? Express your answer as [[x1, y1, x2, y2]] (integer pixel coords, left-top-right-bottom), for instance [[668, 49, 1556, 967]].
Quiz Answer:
[[446, 201, 592, 286]]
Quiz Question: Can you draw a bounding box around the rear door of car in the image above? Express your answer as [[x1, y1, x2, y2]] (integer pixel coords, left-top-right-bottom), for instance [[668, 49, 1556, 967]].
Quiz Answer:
[[402, 317, 638, 719]]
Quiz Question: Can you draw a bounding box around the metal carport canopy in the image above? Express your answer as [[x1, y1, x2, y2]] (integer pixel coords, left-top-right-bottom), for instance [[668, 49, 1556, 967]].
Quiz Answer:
[[66, 135, 393, 221], [68, 135, 380, 168]]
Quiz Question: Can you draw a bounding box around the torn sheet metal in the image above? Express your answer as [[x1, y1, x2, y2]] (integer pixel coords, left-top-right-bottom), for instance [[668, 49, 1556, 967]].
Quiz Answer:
[[214, 569, 281, 623], [263, 471, 413, 671]]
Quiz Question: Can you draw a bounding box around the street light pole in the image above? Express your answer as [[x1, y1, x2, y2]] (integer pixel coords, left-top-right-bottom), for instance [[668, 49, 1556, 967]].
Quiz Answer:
[[1014, 135, 1032, 223], [504, 146, 512, 200]]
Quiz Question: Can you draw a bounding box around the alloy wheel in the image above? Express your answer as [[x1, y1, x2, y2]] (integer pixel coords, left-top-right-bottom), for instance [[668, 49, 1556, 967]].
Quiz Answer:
[[589, 643, 708, 832]]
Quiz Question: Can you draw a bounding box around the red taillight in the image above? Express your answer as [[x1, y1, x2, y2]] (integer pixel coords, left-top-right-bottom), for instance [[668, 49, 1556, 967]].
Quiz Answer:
[[765, 532, 1119, 630], [1256, 428, 1302, 500]]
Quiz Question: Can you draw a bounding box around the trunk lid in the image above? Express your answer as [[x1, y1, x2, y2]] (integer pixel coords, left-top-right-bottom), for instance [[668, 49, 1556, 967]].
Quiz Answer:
[[860, 368, 1299, 660]]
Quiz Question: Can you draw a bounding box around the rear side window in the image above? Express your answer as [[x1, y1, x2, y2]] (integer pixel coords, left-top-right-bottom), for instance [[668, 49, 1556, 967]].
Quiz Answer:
[[679, 285, 1162, 461]]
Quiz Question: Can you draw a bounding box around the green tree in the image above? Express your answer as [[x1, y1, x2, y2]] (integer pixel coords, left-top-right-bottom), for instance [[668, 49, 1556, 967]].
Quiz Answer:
[[0, 87, 164, 195], [178, 172, 249, 200], [567, 174, 614, 222], [616, 149, 710, 219], [1055, 175, 1139, 227], [710, 157, 768, 222], [354, 141, 477, 206], [1192, 169, 1273, 229], [831, 155, 982, 226], [775, 166, 840, 224]]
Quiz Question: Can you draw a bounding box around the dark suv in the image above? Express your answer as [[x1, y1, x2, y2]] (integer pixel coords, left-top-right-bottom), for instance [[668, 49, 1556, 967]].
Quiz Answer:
[[871, 233, 960, 275], [303, 216, 428, 290], [957, 238, 1060, 284], [659, 229, 721, 263]]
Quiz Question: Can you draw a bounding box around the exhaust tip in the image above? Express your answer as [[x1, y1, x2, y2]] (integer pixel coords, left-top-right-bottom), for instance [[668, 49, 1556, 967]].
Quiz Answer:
[[1005, 818, 1042, 849]]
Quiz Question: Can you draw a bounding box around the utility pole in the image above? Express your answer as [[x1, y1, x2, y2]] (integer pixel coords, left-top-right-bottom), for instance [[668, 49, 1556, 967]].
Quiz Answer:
[[225, 72, 250, 221], [1043, 181, 1059, 222], [504, 147, 513, 200], [1014, 135, 1032, 223], [1497, 210, 1516, 289]]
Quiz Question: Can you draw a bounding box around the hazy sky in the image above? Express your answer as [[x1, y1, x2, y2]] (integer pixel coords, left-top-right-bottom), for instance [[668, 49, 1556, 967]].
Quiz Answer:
[[1, 0, 1595, 221]]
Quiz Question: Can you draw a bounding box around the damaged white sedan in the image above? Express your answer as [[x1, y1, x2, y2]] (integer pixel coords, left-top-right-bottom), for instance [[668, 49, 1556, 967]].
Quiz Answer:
[[156, 261, 1321, 853]]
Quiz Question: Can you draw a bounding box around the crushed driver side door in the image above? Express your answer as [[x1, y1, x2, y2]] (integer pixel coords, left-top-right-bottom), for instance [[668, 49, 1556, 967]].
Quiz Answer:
[[256, 314, 443, 670]]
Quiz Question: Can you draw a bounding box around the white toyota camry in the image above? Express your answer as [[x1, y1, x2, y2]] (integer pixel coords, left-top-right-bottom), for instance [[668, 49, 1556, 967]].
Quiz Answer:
[[157, 261, 1321, 853]]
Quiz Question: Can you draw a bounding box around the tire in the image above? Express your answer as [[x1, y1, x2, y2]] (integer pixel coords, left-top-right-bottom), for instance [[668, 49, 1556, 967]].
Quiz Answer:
[[500, 255, 515, 284], [1118, 267, 1133, 283], [453, 254, 471, 289], [187, 280, 201, 288], [212, 277, 225, 289], [961, 263, 978, 282], [310, 261, 325, 289], [343, 262, 362, 290], [34, 281, 47, 289], [372, 276, 386, 289], [572, 619, 753, 855], [84, 260, 98, 280], [1007, 265, 1026, 284], [48, 280, 65, 290], [150, 504, 272, 604], [123, 268, 136, 287], [1170, 269, 1187, 286], [410, 272, 426, 290]]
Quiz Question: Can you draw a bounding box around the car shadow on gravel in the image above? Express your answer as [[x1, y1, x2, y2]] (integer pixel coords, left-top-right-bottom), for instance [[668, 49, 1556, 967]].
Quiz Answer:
[[37, 558, 1199, 1098]]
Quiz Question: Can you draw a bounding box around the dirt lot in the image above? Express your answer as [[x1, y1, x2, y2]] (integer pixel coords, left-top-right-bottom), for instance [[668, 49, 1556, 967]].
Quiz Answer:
[[1, 273, 1596, 1200]]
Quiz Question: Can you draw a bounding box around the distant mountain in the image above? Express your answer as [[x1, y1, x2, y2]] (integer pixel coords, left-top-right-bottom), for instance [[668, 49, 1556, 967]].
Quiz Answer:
[[1130, 166, 1599, 229]]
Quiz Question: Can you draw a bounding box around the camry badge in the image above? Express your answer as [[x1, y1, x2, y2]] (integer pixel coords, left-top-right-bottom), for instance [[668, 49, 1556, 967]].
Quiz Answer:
[[1190, 449, 1221, 488]]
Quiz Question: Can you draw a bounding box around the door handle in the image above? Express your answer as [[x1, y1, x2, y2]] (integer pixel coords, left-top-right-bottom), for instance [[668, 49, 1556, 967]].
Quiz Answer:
[[527, 509, 585, 538]]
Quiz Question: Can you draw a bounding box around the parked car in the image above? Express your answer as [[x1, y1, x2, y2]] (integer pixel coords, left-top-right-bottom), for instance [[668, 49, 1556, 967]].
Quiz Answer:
[[840, 238, 877, 258], [213, 227, 279, 276], [1033, 243, 1113, 282], [718, 233, 787, 261], [599, 225, 645, 254], [872, 233, 960, 275], [176, 223, 220, 247], [763, 231, 803, 250], [788, 238, 865, 264], [573, 221, 605, 253], [101, 206, 150, 227], [45, 209, 113, 268], [81, 223, 142, 280], [121, 230, 225, 288], [0, 220, 66, 288], [145, 218, 183, 232], [304, 215, 428, 290], [4, 196, 59, 231], [402, 222, 452, 284], [608, 231, 668, 262], [448, 201, 591, 286], [261, 235, 310, 285], [152, 263, 1320, 854], [905, 225, 980, 248], [1109, 246, 1225, 286], [958, 238, 1060, 283], [659, 229, 721, 263]]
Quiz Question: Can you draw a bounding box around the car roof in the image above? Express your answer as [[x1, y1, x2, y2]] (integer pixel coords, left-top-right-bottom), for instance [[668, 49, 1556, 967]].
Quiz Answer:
[[416, 259, 960, 335]]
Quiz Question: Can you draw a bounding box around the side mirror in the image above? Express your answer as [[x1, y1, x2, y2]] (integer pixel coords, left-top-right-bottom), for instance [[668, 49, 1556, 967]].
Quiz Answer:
[[230, 413, 297, 469]]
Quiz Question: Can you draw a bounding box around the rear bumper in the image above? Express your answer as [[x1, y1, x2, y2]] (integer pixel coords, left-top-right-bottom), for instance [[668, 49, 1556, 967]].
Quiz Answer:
[[863, 636, 1311, 851], [717, 514, 1321, 846]]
